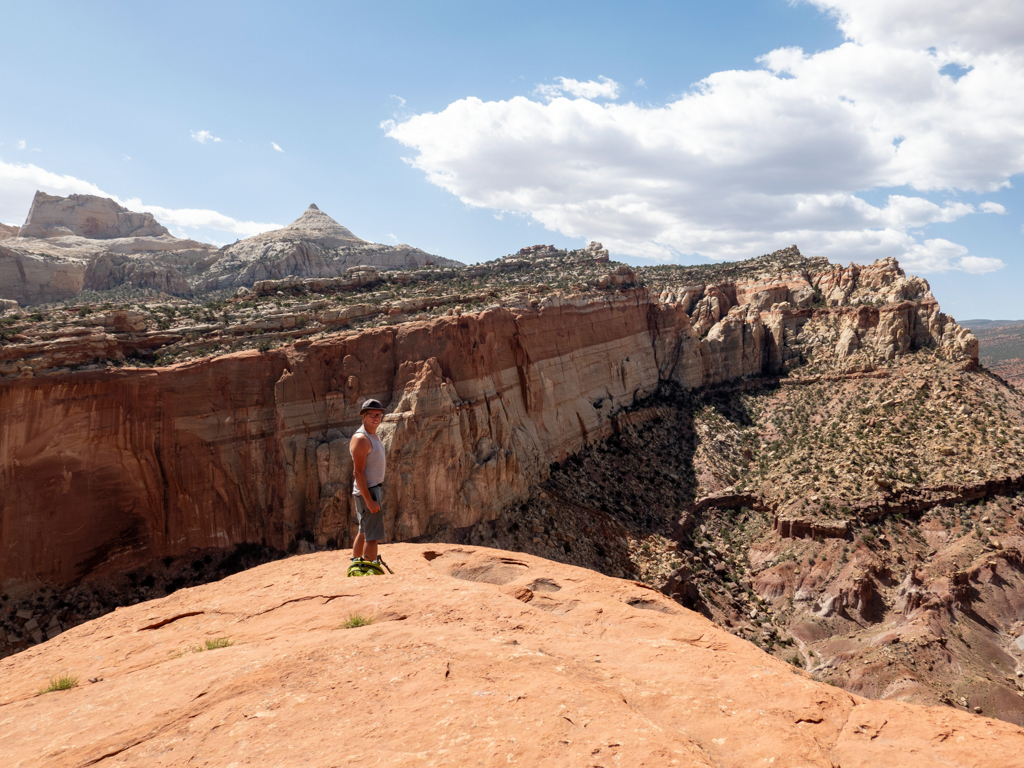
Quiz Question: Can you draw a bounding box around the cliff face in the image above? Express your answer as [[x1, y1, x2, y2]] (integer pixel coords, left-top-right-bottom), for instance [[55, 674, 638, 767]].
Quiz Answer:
[[0, 256, 975, 590]]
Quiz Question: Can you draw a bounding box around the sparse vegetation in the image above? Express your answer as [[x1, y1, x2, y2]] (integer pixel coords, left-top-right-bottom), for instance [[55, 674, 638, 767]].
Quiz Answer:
[[172, 637, 234, 656], [38, 673, 79, 694], [341, 614, 374, 629]]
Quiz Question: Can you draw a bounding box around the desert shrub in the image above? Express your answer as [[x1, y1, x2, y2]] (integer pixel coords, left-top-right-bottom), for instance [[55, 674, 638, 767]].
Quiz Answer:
[[342, 614, 373, 629], [38, 674, 79, 694]]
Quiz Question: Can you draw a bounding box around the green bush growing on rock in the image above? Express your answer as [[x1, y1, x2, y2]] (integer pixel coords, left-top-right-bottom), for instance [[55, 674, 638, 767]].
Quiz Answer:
[[38, 673, 79, 694]]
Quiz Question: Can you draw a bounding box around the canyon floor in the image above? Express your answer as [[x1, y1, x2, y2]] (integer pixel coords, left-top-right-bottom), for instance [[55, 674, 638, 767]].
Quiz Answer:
[[964, 319, 1024, 388], [3, 544, 1023, 768]]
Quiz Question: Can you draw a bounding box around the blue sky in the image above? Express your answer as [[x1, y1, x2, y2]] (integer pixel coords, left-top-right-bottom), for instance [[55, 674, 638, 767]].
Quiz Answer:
[[1, 1, 1021, 319]]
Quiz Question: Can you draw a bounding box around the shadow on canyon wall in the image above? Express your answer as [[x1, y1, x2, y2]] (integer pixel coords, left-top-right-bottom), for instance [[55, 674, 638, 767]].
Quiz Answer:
[[413, 379, 774, 618]]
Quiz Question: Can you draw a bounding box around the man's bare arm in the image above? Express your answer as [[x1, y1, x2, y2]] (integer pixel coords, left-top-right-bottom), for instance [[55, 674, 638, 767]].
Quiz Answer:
[[350, 433, 380, 513]]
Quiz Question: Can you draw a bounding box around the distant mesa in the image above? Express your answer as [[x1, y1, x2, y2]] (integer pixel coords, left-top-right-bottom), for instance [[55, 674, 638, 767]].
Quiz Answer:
[[17, 191, 170, 240], [960, 319, 1024, 329], [0, 192, 459, 304]]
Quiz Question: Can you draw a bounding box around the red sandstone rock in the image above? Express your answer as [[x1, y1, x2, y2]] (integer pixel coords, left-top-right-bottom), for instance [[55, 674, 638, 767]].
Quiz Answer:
[[2, 544, 1020, 767], [0, 256, 980, 590]]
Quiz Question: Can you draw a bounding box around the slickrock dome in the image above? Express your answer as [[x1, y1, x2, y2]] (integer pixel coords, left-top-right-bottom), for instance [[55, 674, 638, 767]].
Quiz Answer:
[[1, 544, 1020, 767]]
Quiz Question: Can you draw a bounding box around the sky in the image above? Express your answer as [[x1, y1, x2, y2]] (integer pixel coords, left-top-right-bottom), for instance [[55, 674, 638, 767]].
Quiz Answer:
[[1, 0, 1022, 319]]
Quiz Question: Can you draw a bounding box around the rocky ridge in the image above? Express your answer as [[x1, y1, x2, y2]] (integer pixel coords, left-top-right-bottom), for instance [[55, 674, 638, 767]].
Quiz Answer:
[[3, 544, 1022, 768]]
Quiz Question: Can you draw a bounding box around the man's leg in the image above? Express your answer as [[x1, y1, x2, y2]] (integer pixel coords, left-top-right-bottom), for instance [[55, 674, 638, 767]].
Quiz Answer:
[[363, 539, 378, 562], [352, 531, 365, 560]]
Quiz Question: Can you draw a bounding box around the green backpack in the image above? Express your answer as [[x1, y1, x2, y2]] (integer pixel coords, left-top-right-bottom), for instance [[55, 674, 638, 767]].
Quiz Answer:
[[347, 557, 392, 577]]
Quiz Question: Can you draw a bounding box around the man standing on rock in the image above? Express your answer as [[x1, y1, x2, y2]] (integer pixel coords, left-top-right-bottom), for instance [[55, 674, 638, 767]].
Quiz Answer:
[[348, 398, 389, 576]]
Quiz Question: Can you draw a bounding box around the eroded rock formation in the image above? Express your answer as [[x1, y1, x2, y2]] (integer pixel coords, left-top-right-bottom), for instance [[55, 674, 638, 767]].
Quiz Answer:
[[0, 192, 219, 303], [18, 191, 170, 239], [0, 254, 977, 592]]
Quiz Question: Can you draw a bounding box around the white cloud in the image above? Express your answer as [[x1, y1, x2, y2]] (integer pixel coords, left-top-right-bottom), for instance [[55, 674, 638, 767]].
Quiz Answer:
[[387, 1, 1021, 275], [271, 142, 284, 153], [16, 140, 26, 150], [535, 76, 620, 101], [980, 201, 1006, 213], [391, 95, 407, 108], [958, 254, 1006, 273], [119, 198, 281, 238], [801, 0, 1024, 54], [190, 130, 222, 144], [635, 78, 646, 88], [0, 158, 280, 239]]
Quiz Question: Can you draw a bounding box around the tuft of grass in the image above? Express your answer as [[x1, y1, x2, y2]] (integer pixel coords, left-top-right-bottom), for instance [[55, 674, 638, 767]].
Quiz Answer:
[[341, 614, 374, 629], [172, 637, 234, 657], [38, 673, 79, 694]]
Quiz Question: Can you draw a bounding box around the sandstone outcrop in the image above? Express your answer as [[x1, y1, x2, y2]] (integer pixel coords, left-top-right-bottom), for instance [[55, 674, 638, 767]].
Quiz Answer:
[[2, 544, 1021, 768], [250, 264, 382, 295], [0, 235, 218, 304], [0, 222, 19, 240], [196, 204, 461, 291], [0, 243, 87, 304], [0, 192, 220, 303], [18, 191, 170, 239]]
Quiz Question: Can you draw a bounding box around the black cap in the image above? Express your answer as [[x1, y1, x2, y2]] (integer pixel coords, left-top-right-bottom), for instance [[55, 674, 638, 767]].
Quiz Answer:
[[360, 398, 384, 413]]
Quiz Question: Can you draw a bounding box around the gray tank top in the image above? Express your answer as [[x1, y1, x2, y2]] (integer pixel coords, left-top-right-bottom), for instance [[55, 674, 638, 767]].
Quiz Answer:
[[352, 425, 386, 495]]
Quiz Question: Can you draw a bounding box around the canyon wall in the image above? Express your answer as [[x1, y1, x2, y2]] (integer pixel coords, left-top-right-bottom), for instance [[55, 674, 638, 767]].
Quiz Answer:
[[0, 259, 975, 589]]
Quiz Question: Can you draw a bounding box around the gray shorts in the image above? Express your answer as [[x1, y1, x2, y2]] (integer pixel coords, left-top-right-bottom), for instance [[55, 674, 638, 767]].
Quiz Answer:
[[354, 486, 385, 542]]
